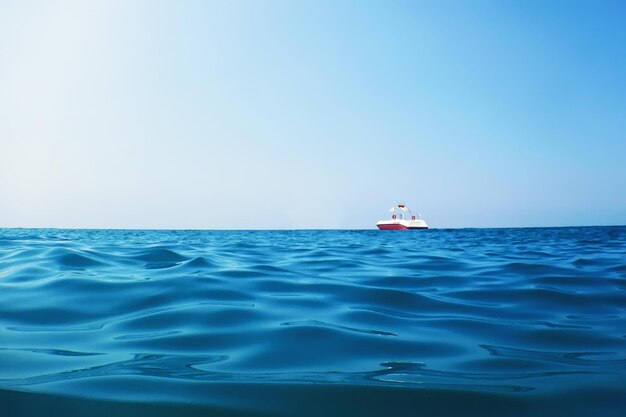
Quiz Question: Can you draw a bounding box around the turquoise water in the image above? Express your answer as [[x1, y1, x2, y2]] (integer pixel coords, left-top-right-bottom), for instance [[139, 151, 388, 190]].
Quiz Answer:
[[1, 227, 625, 416]]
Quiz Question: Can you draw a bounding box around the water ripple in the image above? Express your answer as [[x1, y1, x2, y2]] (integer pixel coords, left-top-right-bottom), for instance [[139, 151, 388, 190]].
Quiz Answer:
[[1, 227, 625, 415]]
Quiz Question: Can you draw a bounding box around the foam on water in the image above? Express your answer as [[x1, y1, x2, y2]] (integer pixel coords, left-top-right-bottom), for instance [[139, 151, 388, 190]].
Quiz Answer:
[[1, 227, 625, 416]]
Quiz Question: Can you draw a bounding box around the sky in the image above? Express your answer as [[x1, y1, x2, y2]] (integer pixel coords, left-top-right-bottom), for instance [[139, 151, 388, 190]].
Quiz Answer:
[[1, 0, 625, 229]]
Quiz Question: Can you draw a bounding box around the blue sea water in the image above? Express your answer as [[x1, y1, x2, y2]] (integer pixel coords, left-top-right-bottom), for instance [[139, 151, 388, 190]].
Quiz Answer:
[[1, 227, 625, 416]]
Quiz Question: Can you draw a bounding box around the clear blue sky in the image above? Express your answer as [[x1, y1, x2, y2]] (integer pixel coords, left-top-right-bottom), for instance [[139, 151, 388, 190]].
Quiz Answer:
[[1, 0, 625, 229]]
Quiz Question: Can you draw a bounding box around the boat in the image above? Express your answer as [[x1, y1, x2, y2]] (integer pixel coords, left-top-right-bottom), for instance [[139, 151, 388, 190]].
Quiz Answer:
[[376, 203, 428, 230]]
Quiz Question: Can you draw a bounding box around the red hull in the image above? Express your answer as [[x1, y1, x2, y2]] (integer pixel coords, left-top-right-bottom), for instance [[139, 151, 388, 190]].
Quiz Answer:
[[377, 224, 408, 230]]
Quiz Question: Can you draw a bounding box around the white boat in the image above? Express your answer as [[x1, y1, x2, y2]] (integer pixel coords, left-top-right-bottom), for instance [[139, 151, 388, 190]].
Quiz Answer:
[[376, 203, 428, 230]]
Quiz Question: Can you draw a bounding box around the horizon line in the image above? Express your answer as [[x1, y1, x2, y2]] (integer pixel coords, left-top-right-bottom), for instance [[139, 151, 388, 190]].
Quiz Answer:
[[1, 224, 624, 232]]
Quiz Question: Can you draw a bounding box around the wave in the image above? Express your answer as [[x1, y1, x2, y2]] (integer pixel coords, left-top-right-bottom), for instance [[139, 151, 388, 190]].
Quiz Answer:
[[0, 227, 625, 415]]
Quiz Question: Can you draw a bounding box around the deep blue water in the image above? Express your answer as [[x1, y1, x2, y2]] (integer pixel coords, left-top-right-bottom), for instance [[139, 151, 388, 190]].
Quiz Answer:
[[1, 227, 625, 416]]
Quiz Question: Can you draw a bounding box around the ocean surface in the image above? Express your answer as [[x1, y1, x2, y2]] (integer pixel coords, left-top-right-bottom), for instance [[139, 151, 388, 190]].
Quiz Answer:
[[1, 227, 625, 416]]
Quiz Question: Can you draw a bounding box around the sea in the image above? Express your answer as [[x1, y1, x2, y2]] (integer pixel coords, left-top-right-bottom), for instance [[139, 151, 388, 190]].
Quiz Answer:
[[1, 227, 625, 416]]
